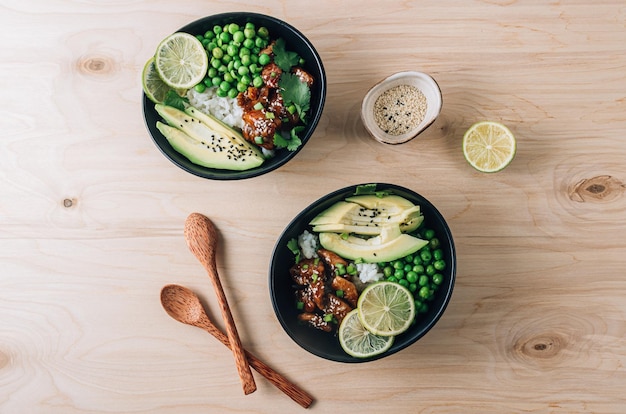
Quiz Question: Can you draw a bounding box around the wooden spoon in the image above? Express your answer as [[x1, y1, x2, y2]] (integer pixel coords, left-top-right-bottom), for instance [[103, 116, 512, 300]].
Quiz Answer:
[[161, 284, 314, 408], [184, 212, 256, 395]]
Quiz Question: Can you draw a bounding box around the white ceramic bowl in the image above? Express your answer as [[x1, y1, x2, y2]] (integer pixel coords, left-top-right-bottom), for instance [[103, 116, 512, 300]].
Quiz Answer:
[[361, 71, 442, 144]]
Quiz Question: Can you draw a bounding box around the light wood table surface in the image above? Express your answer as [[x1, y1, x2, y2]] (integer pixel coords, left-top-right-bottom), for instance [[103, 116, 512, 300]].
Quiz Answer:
[[2, 1, 626, 413]]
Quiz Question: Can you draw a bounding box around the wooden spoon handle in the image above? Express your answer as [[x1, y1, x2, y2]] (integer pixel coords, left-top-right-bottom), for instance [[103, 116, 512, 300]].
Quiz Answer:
[[205, 265, 257, 395], [197, 317, 314, 408]]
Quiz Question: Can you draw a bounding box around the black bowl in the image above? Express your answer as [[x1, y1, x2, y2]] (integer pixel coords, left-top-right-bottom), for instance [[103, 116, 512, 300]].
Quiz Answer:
[[269, 183, 456, 363], [143, 12, 326, 180]]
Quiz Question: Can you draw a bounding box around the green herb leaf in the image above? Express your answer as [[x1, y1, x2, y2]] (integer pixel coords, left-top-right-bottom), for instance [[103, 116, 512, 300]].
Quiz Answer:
[[273, 38, 300, 71], [287, 238, 301, 263], [354, 183, 392, 197], [279, 72, 310, 124], [163, 89, 188, 111], [273, 129, 302, 152]]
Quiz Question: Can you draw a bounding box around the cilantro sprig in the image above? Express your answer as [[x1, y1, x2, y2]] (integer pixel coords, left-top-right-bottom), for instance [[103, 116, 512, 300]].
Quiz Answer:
[[273, 38, 301, 71], [272, 38, 312, 151]]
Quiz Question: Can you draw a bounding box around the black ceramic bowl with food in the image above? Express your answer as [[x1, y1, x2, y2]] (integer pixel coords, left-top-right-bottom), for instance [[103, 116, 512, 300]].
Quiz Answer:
[[269, 183, 456, 363], [143, 12, 326, 180]]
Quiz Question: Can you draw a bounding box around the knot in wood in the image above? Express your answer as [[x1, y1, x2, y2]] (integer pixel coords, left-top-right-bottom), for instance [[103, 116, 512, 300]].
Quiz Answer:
[[0, 350, 10, 370], [568, 175, 625, 203], [77, 55, 114, 76]]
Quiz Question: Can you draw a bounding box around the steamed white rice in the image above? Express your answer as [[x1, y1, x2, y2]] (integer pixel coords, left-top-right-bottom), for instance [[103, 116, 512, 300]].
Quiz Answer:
[[356, 263, 384, 284], [298, 230, 319, 259], [187, 87, 244, 130]]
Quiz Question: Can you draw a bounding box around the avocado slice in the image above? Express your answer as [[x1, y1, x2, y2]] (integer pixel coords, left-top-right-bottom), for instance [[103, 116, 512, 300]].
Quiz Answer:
[[309, 195, 423, 235], [318, 224, 428, 263], [155, 104, 264, 171]]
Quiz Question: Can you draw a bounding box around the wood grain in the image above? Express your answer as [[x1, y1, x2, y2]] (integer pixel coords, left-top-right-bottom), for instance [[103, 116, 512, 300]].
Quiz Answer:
[[1, 0, 626, 413]]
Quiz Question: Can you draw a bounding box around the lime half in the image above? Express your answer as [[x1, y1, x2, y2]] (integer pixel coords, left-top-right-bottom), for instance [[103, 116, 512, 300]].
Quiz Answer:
[[357, 281, 416, 337], [142, 57, 171, 103], [462, 121, 516, 173], [339, 309, 394, 358], [154, 32, 208, 90]]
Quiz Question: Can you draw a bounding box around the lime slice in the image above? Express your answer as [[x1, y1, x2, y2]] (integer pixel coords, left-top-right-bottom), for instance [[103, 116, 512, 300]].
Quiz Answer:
[[339, 309, 394, 358], [462, 121, 516, 173], [142, 57, 171, 103], [154, 32, 208, 90], [357, 281, 415, 336]]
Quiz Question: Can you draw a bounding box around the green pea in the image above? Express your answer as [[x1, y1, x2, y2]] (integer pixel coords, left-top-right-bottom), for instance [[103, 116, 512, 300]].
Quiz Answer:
[[423, 229, 435, 240], [252, 75, 263, 88], [409, 283, 417, 293], [240, 54, 251, 66], [216, 87, 228, 97], [227, 87, 238, 99], [227, 44, 238, 57], [203, 31, 215, 39], [239, 47, 251, 57], [404, 254, 414, 263], [212, 47, 224, 59], [419, 303, 429, 314], [383, 266, 393, 278], [418, 286, 431, 300], [213, 25, 222, 35], [201, 38, 211, 48], [406, 271, 418, 284], [413, 255, 423, 265], [249, 63, 260, 74], [257, 26, 269, 38], [393, 260, 404, 270], [217, 64, 227, 73], [434, 260, 446, 271], [228, 23, 239, 34], [223, 72, 234, 83], [233, 31, 244, 44], [203, 77, 212, 87], [403, 264, 412, 273], [434, 249, 444, 260], [412, 264, 424, 274], [196, 34, 204, 42], [238, 65, 249, 76], [393, 269, 405, 279], [418, 275, 429, 287], [429, 238, 440, 249], [244, 28, 255, 39], [426, 264, 436, 276], [398, 279, 409, 288], [219, 80, 231, 92], [432, 273, 444, 285], [208, 67, 218, 78], [420, 250, 432, 263], [211, 76, 222, 87], [255, 37, 267, 48], [194, 83, 206, 93], [219, 32, 231, 43], [245, 22, 255, 30], [387, 276, 398, 283], [259, 53, 271, 66], [240, 74, 251, 86]]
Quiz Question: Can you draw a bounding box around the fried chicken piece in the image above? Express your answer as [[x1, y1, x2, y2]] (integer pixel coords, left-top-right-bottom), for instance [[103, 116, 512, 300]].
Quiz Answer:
[[291, 67, 314, 87], [261, 62, 282, 88], [331, 276, 358, 308], [298, 313, 332, 332], [324, 294, 352, 325], [317, 248, 348, 275]]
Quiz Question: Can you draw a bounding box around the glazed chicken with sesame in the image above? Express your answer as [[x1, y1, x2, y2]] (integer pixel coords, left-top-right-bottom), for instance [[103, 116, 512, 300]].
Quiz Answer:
[[290, 248, 358, 333]]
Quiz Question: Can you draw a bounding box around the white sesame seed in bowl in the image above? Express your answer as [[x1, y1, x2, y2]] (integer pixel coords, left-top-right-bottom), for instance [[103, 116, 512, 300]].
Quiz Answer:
[[361, 71, 442, 144]]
